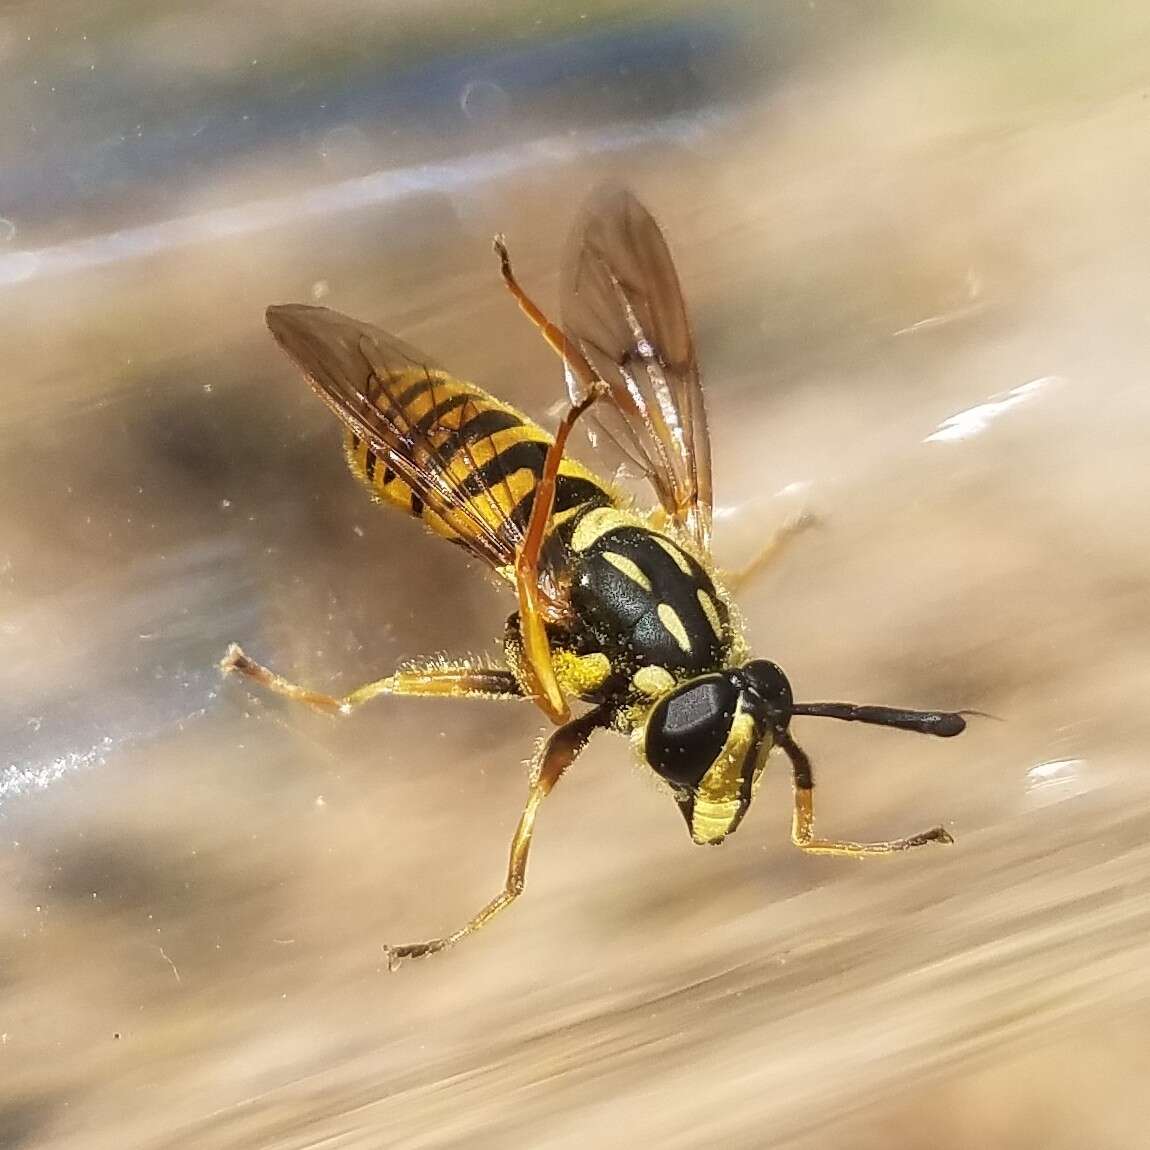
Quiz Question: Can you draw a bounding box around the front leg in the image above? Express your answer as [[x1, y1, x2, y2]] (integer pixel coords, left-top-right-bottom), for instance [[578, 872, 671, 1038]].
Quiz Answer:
[[776, 727, 953, 857], [385, 702, 610, 968]]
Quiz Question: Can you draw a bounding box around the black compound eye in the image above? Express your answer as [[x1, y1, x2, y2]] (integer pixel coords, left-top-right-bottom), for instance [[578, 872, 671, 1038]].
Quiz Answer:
[[645, 674, 739, 789], [741, 660, 793, 718]]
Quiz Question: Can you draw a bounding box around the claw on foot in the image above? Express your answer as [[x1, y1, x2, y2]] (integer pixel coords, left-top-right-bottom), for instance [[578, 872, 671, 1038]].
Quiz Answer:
[[219, 642, 249, 675], [905, 825, 954, 849], [384, 939, 450, 972]]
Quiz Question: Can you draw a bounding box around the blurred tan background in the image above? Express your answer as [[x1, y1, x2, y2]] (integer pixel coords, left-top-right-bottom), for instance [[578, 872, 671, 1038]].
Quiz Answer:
[[3, 2, 1150, 1147]]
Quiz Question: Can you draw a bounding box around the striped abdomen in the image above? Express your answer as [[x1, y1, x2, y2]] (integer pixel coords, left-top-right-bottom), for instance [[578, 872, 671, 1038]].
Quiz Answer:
[[343, 371, 614, 569]]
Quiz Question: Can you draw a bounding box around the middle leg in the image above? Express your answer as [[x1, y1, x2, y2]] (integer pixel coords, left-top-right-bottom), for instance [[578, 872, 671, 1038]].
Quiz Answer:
[[220, 644, 523, 715], [721, 510, 819, 592]]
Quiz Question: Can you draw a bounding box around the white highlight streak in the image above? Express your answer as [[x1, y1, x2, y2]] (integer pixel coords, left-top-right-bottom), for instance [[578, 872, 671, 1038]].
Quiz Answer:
[[157, 946, 182, 984], [925, 377, 1054, 444], [0, 112, 725, 290]]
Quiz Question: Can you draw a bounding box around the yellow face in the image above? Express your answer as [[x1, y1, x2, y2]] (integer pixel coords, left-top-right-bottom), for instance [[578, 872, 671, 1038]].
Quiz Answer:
[[686, 701, 773, 844], [638, 670, 778, 844]]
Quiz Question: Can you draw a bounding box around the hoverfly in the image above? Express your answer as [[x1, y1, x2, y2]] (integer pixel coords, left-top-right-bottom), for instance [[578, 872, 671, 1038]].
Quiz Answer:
[[223, 186, 966, 966]]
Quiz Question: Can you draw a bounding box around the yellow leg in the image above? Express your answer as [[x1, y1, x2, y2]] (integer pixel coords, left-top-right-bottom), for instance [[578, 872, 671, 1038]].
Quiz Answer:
[[722, 510, 818, 591], [512, 386, 603, 725], [490, 235, 607, 725], [220, 643, 522, 716], [385, 702, 608, 968], [791, 786, 953, 857], [776, 727, 953, 858], [494, 235, 600, 396]]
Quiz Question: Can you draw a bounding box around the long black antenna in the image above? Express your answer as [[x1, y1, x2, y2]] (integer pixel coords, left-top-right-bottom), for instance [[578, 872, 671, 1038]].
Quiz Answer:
[[790, 702, 967, 737]]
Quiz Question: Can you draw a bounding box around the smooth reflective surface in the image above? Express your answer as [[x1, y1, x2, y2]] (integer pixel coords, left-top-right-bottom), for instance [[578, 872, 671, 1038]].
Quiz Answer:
[[4, 4, 1150, 1147]]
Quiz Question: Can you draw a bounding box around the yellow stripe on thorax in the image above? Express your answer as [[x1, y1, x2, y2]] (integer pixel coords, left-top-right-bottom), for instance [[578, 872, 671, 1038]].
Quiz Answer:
[[569, 506, 648, 552]]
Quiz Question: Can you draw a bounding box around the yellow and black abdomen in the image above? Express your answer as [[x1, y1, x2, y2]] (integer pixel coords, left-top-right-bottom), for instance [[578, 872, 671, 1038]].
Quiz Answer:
[[342, 370, 613, 563]]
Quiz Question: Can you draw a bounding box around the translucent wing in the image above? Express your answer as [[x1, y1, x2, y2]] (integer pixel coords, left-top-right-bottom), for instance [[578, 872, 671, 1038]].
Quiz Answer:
[[266, 304, 604, 615], [561, 185, 713, 552]]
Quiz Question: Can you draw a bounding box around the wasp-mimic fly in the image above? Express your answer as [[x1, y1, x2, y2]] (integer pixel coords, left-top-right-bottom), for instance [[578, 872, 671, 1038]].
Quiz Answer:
[[223, 187, 966, 966]]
